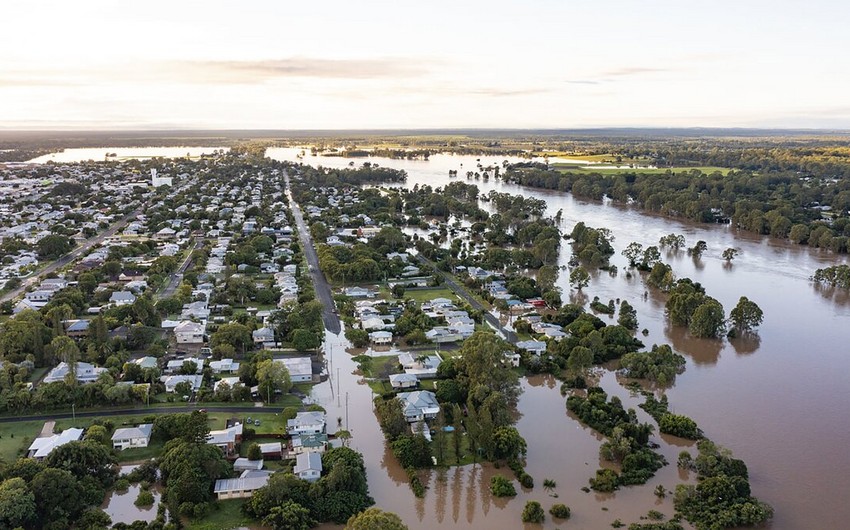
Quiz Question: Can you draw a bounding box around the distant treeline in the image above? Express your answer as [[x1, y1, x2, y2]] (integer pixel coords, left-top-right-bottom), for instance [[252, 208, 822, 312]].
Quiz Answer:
[[503, 165, 850, 253]]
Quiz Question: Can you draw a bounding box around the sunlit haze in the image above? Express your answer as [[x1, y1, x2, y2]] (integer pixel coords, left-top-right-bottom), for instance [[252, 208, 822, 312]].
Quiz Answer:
[[3, 0, 849, 130]]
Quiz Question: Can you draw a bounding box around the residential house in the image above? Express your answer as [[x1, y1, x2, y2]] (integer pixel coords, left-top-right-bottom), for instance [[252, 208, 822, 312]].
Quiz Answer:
[[258, 442, 282, 460], [389, 373, 419, 390], [43, 362, 106, 384], [398, 353, 441, 379], [369, 330, 393, 345], [343, 286, 375, 298], [27, 427, 84, 460], [293, 452, 323, 483], [516, 340, 547, 355], [207, 423, 243, 455], [274, 357, 313, 383], [214, 376, 241, 392], [287, 411, 326, 436], [209, 358, 240, 374], [174, 320, 205, 344], [161, 374, 203, 393], [134, 356, 159, 370], [111, 424, 153, 450], [397, 390, 440, 423], [165, 357, 203, 374], [213, 470, 271, 500], [291, 433, 329, 455], [252, 327, 275, 346], [109, 291, 136, 306], [234, 458, 264, 472], [64, 319, 90, 338]]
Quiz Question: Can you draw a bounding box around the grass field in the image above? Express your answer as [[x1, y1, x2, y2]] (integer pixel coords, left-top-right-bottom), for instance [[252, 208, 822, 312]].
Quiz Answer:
[[402, 287, 459, 305], [0, 420, 47, 462], [185, 499, 254, 530]]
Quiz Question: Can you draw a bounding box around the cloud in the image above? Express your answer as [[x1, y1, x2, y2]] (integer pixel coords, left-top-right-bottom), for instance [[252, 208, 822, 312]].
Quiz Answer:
[[566, 66, 671, 85], [161, 57, 432, 82], [598, 66, 669, 77], [0, 57, 434, 87]]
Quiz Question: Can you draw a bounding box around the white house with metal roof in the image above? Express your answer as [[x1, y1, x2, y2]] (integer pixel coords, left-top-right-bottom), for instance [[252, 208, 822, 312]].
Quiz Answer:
[[111, 424, 153, 450]]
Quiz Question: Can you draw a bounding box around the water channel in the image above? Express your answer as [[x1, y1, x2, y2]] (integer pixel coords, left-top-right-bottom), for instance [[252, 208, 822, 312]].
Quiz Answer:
[[31, 147, 850, 529]]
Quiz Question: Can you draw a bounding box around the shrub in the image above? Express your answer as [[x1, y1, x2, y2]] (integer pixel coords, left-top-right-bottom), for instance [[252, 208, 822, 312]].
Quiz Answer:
[[490, 475, 517, 497], [135, 490, 155, 507], [114, 478, 130, 492], [521, 501, 545, 523], [590, 468, 619, 492], [550, 503, 571, 519]]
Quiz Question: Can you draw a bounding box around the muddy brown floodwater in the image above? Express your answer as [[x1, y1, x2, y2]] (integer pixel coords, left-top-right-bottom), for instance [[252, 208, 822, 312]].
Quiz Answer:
[[273, 149, 850, 530]]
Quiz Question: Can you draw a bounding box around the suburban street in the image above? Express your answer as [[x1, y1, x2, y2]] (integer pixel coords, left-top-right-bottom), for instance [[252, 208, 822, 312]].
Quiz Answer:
[[0, 404, 284, 424], [158, 236, 204, 299], [283, 171, 341, 334], [1, 206, 145, 303], [416, 254, 518, 343]]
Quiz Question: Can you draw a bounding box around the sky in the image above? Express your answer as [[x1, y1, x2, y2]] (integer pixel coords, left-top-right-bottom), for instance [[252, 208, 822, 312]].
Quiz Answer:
[[2, 0, 849, 130]]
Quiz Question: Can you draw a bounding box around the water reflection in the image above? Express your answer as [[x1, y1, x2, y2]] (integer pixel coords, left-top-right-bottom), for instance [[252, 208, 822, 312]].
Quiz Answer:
[[664, 325, 722, 365], [729, 333, 762, 356]]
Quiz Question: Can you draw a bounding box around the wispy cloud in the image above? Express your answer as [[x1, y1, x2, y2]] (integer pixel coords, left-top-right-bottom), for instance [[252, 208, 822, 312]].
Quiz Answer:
[[567, 66, 672, 85], [598, 66, 668, 77], [0, 57, 434, 87]]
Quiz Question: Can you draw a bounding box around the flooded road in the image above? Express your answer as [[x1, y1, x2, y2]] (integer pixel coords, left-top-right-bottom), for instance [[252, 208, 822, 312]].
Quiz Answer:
[[274, 149, 850, 529]]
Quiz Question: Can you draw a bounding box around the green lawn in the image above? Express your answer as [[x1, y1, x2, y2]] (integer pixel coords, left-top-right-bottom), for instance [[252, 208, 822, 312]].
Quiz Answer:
[[27, 366, 50, 383], [402, 287, 458, 305], [115, 441, 164, 463], [439, 430, 477, 467], [186, 499, 255, 530], [0, 420, 46, 462], [354, 355, 400, 379]]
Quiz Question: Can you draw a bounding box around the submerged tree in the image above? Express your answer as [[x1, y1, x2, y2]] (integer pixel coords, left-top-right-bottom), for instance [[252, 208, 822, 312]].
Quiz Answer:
[[728, 296, 764, 335]]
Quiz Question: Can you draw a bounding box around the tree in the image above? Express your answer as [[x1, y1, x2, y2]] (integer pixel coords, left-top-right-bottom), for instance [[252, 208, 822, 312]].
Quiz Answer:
[[262, 501, 316, 530], [722, 247, 739, 261], [569, 266, 590, 290], [37, 234, 73, 259], [345, 507, 408, 530], [256, 359, 292, 402], [729, 296, 764, 334], [345, 328, 370, 348], [689, 298, 726, 338], [84, 425, 110, 446], [659, 233, 686, 250], [618, 300, 638, 330], [688, 240, 708, 258], [210, 322, 252, 354], [76, 507, 112, 529], [248, 443, 263, 461], [31, 467, 83, 527], [567, 346, 594, 373], [0, 477, 36, 529], [490, 475, 517, 497], [550, 503, 571, 519], [44, 440, 118, 486], [522, 500, 545, 523], [622, 242, 644, 267], [291, 329, 320, 351]]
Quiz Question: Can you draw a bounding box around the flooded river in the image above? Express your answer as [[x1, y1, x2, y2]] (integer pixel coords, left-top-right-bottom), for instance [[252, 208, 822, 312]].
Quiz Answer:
[[272, 148, 850, 530], [33, 147, 849, 528]]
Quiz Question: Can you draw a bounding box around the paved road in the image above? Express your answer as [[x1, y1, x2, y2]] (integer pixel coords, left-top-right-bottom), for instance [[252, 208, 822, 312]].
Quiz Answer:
[[1, 207, 144, 303], [0, 405, 285, 424], [416, 254, 518, 343], [158, 236, 204, 299], [284, 171, 341, 334]]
